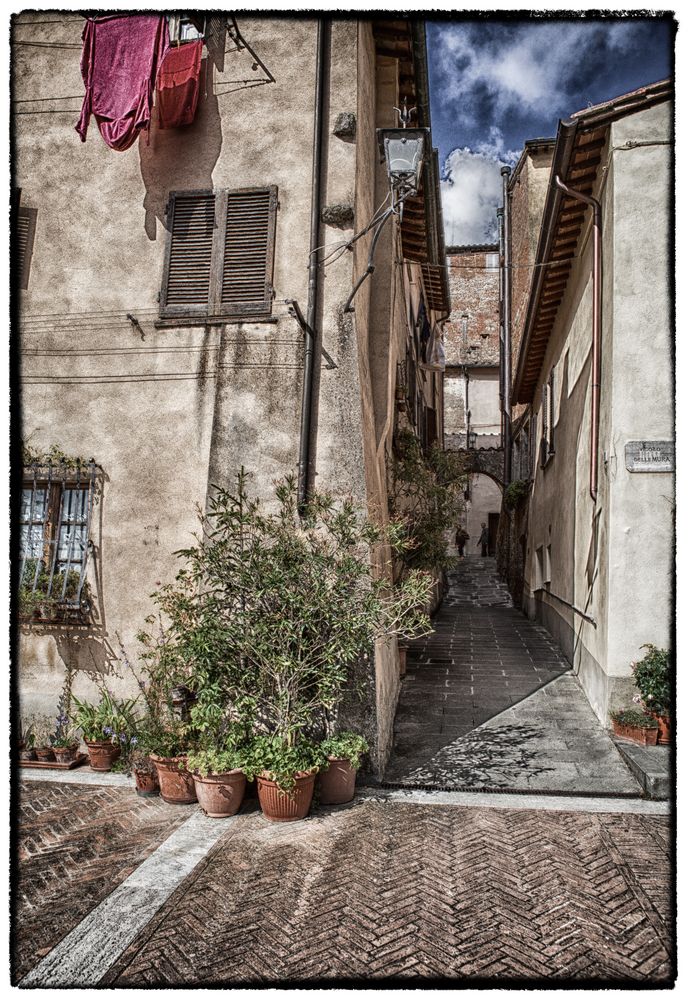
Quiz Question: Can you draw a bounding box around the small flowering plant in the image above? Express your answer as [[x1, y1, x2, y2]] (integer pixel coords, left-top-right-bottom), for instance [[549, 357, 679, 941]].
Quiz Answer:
[[70, 690, 138, 744], [631, 644, 671, 716]]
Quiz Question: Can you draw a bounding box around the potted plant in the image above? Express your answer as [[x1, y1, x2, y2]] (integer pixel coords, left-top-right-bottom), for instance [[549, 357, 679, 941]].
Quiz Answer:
[[70, 691, 137, 771], [32, 719, 56, 762], [632, 644, 672, 744], [243, 736, 326, 822], [122, 738, 159, 797], [146, 473, 433, 819], [116, 629, 198, 804], [318, 731, 369, 805], [609, 709, 659, 747], [186, 745, 247, 818], [18, 718, 36, 761]]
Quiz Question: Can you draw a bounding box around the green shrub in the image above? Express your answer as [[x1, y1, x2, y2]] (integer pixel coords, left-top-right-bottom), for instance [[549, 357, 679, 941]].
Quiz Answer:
[[632, 644, 671, 715], [504, 479, 529, 511], [609, 709, 658, 729], [242, 735, 327, 792], [320, 731, 368, 768]]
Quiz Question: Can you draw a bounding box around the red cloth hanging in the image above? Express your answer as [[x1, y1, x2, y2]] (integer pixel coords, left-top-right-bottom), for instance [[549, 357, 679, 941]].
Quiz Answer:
[[156, 41, 204, 129], [76, 15, 169, 151]]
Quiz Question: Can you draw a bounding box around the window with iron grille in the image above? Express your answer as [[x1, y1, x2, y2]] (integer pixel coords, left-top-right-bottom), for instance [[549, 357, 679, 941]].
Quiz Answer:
[[19, 461, 99, 621], [17, 206, 38, 290], [160, 186, 278, 319], [540, 368, 556, 467]]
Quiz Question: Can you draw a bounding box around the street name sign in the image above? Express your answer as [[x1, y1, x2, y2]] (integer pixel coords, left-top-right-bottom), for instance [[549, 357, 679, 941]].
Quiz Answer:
[[624, 440, 674, 473]]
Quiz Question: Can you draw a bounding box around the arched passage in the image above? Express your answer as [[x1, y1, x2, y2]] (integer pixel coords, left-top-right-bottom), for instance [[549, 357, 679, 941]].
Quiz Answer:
[[460, 471, 503, 557]]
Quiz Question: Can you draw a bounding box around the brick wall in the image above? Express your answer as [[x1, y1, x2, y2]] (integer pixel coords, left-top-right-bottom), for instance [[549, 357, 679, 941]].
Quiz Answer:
[[445, 247, 500, 367]]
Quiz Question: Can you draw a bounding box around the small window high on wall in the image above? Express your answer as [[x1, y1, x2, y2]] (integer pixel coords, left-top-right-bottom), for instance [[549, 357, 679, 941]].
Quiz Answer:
[[160, 187, 278, 320]]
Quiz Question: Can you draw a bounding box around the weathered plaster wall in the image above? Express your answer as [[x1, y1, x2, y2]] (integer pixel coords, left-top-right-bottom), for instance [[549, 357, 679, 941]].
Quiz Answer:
[[522, 103, 672, 721], [605, 104, 673, 690]]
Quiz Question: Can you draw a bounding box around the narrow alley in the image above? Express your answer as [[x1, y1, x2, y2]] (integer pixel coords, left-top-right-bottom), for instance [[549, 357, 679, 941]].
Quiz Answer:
[[385, 559, 642, 797]]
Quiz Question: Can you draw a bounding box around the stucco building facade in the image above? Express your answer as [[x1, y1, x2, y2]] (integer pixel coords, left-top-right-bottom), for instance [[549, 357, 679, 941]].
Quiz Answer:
[[503, 81, 673, 722], [12, 14, 449, 774]]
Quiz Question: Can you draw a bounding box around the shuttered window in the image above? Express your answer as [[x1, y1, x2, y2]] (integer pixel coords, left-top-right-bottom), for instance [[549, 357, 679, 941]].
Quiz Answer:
[[17, 206, 38, 290], [160, 187, 277, 319]]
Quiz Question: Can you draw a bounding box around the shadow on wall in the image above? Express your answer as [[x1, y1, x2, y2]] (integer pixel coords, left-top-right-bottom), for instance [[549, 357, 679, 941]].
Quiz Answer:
[[139, 74, 223, 241]]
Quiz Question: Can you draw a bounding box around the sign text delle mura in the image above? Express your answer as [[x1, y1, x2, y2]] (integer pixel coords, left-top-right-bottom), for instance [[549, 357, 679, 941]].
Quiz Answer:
[[624, 440, 674, 473]]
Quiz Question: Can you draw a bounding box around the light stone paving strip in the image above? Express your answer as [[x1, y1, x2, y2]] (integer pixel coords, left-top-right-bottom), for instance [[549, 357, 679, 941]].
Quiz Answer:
[[19, 809, 230, 987], [20, 766, 133, 787]]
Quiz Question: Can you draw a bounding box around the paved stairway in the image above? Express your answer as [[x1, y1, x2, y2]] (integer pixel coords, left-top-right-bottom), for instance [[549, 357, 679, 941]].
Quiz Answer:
[[385, 558, 641, 796]]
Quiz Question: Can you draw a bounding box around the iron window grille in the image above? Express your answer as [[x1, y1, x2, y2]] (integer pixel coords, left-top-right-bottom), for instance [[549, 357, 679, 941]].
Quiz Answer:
[[19, 461, 99, 621], [160, 186, 278, 320], [16, 206, 38, 290], [540, 369, 556, 467]]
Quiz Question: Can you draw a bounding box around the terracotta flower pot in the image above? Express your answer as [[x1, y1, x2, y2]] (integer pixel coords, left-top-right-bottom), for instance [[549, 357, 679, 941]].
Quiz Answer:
[[150, 755, 197, 805], [85, 740, 121, 771], [257, 771, 316, 822], [193, 770, 246, 818], [611, 719, 658, 746], [53, 744, 80, 764], [653, 714, 672, 745], [35, 747, 56, 762], [19, 747, 37, 762], [134, 768, 160, 797], [319, 757, 357, 805]]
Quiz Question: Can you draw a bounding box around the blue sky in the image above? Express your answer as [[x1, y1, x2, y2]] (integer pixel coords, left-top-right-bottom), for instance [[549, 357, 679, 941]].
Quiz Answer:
[[427, 16, 674, 245]]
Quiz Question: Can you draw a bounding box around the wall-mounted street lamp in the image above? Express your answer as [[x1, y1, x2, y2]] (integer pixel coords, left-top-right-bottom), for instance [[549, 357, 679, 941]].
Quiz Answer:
[[377, 127, 428, 197], [344, 104, 430, 313]]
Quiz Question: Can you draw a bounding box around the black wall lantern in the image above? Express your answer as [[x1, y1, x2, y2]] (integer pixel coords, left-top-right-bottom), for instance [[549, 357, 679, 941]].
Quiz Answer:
[[377, 127, 429, 195]]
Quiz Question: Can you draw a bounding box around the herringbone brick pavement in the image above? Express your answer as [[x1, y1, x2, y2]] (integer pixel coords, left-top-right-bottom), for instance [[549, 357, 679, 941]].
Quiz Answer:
[[14, 779, 196, 981], [105, 800, 673, 986]]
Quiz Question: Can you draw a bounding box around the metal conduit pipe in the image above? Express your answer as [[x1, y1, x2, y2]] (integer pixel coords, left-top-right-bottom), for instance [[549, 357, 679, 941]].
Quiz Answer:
[[496, 207, 506, 460], [554, 176, 602, 502], [501, 165, 513, 485], [298, 18, 328, 513]]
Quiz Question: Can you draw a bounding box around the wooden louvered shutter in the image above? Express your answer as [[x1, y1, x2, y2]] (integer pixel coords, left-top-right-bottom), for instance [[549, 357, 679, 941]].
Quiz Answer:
[[17, 207, 37, 290], [160, 187, 277, 319], [160, 191, 217, 317], [215, 186, 277, 317]]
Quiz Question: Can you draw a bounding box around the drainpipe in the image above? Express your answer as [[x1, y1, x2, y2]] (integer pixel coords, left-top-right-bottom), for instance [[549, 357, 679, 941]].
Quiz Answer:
[[496, 207, 506, 465], [554, 177, 601, 502], [501, 166, 513, 485], [298, 18, 328, 512]]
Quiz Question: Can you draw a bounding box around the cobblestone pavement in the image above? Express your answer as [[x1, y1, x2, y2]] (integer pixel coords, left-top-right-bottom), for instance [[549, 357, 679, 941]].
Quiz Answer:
[[102, 797, 672, 986], [13, 779, 196, 981], [385, 559, 641, 795]]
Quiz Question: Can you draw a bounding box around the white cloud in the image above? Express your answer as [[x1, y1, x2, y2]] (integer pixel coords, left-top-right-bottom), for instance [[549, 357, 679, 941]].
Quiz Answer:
[[441, 133, 519, 246], [435, 21, 650, 126], [441, 147, 504, 246]]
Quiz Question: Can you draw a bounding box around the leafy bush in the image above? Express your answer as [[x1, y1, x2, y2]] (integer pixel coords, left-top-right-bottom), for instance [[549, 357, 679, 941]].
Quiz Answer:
[[242, 735, 328, 792], [186, 746, 247, 778], [632, 644, 671, 715], [150, 471, 433, 748], [320, 731, 368, 768], [504, 479, 529, 511], [609, 709, 658, 729], [388, 429, 467, 574]]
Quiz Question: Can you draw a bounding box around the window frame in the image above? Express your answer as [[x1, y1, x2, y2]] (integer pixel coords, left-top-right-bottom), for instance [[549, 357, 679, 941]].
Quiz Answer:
[[19, 462, 98, 622], [159, 185, 278, 321]]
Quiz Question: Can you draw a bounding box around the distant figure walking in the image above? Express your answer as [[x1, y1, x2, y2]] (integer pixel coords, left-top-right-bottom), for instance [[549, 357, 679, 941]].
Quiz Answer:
[[477, 523, 489, 557], [455, 526, 469, 559]]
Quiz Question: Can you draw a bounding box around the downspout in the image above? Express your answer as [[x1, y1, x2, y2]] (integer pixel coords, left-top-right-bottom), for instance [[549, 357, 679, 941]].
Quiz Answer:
[[298, 18, 328, 512], [496, 207, 506, 465], [554, 177, 601, 502], [501, 166, 513, 485]]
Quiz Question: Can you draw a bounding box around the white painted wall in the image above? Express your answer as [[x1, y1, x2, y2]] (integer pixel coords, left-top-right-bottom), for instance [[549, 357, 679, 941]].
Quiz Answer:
[[523, 101, 673, 721]]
